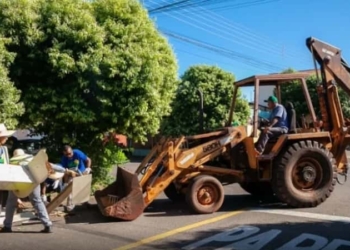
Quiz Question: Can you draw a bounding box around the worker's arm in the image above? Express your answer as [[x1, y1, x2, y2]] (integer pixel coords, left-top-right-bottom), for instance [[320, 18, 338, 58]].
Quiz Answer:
[[60, 157, 68, 171], [17, 199, 25, 208], [263, 118, 279, 133], [85, 157, 92, 169], [269, 118, 279, 128], [265, 106, 283, 131], [75, 150, 92, 173]]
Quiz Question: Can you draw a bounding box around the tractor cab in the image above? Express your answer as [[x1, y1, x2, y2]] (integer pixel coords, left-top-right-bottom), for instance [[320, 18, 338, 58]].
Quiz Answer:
[[228, 72, 321, 155]]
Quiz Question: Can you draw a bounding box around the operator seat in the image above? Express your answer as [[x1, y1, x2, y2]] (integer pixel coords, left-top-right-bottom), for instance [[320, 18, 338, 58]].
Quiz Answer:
[[286, 102, 296, 134]]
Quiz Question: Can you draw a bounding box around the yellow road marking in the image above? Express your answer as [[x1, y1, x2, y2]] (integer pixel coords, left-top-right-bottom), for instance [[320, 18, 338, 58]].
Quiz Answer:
[[114, 210, 245, 250]]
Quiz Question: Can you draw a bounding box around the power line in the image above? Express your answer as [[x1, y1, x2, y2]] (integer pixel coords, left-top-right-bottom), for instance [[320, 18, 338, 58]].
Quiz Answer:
[[149, 0, 307, 69], [149, 0, 311, 68], [193, 3, 311, 62], [210, 0, 281, 12], [157, 0, 308, 63], [174, 47, 244, 69], [148, 0, 280, 14], [147, 0, 310, 63], [149, 0, 210, 13], [161, 28, 284, 72], [148, 0, 190, 13]]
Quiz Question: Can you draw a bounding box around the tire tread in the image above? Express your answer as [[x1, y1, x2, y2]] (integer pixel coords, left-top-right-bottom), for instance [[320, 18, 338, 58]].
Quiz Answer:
[[272, 140, 337, 208]]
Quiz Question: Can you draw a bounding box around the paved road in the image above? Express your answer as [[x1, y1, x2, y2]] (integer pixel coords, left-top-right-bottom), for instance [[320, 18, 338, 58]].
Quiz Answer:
[[2, 161, 350, 250]]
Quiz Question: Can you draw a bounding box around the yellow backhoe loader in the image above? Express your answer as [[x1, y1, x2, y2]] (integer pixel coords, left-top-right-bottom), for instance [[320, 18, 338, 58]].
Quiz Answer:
[[94, 37, 350, 221]]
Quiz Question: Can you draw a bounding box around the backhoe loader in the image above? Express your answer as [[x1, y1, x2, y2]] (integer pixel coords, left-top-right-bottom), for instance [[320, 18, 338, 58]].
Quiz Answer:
[[95, 37, 350, 221]]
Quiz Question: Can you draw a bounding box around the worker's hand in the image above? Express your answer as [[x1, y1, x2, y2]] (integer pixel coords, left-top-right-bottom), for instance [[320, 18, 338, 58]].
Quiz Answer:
[[263, 127, 270, 133], [65, 169, 77, 177], [17, 199, 25, 209], [83, 168, 91, 175]]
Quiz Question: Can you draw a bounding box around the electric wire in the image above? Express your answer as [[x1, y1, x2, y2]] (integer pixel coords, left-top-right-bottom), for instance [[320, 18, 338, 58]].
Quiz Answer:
[[149, 0, 308, 70], [146, 0, 311, 66], [161, 29, 284, 72], [151, 0, 280, 14], [156, 0, 311, 65], [174, 47, 247, 69], [209, 0, 280, 12], [148, 0, 278, 14], [148, 0, 190, 13], [192, 3, 311, 62]]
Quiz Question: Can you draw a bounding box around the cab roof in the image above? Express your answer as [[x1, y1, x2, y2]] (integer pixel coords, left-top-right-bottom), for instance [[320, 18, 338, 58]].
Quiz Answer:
[[234, 73, 311, 87]]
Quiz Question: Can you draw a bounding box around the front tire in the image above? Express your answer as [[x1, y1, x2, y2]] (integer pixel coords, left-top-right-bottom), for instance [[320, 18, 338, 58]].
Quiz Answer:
[[186, 175, 224, 214], [272, 140, 337, 208]]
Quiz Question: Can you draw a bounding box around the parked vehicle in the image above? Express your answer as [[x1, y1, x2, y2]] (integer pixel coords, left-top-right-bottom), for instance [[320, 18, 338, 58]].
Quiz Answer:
[[6, 129, 45, 156]]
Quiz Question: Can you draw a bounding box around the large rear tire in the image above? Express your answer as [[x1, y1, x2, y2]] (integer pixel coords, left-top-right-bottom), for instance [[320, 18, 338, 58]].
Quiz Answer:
[[272, 140, 337, 208], [186, 175, 224, 214]]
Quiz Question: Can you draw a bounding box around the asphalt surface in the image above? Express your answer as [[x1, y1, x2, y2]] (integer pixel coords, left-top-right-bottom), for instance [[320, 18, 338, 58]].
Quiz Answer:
[[2, 160, 350, 250]]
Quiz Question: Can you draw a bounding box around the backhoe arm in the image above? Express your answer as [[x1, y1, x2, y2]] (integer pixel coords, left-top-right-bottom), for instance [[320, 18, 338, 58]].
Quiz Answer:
[[307, 37, 350, 97], [306, 37, 350, 172]]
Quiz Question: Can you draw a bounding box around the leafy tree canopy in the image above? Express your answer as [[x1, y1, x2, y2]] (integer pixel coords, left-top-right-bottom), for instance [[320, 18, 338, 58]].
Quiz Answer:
[[162, 65, 251, 136], [0, 0, 178, 186], [0, 0, 178, 144], [0, 37, 24, 129], [280, 68, 350, 122]]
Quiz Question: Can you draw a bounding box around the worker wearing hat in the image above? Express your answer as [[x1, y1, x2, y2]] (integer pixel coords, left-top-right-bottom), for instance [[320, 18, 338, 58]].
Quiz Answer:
[[10, 149, 65, 204], [255, 95, 288, 155], [0, 124, 14, 215], [10, 148, 35, 165], [0, 124, 53, 233]]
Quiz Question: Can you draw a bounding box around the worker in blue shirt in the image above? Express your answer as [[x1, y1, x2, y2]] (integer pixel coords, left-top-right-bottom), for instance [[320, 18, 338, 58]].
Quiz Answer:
[[61, 145, 92, 211], [61, 145, 91, 175]]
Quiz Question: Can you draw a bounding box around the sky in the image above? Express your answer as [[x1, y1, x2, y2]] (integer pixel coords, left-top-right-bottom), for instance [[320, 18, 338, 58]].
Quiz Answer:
[[142, 0, 350, 102]]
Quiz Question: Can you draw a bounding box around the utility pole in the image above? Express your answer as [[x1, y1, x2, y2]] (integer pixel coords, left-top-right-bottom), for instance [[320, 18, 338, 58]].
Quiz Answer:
[[197, 89, 204, 133]]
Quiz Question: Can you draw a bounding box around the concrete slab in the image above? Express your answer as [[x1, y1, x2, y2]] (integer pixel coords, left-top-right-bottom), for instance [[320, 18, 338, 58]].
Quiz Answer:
[[0, 211, 36, 226]]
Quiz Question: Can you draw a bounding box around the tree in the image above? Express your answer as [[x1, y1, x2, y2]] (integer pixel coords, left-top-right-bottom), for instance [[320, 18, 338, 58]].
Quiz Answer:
[[0, 37, 24, 129], [0, 0, 178, 187], [280, 74, 319, 118], [280, 69, 350, 123], [162, 65, 251, 136]]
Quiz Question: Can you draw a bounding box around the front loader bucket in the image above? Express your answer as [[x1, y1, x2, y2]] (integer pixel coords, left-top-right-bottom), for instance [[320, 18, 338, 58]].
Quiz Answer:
[[94, 166, 145, 221]]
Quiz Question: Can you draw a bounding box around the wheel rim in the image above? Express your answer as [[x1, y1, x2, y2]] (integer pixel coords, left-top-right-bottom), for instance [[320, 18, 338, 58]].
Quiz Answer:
[[292, 157, 323, 191], [197, 183, 219, 206]]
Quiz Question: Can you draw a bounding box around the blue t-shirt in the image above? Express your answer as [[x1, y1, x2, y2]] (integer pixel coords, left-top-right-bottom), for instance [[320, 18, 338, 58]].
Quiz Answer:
[[269, 104, 288, 129], [61, 149, 88, 173]]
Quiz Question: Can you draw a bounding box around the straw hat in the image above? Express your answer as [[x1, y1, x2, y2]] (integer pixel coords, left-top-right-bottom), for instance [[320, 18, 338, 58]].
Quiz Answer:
[[10, 148, 34, 164], [11, 149, 64, 180], [0, 123, 16, 137]]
